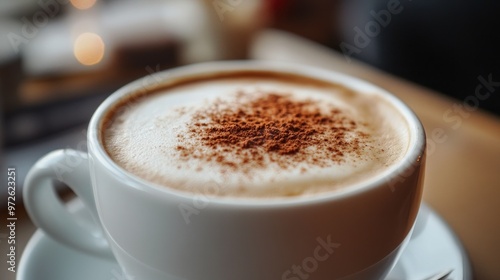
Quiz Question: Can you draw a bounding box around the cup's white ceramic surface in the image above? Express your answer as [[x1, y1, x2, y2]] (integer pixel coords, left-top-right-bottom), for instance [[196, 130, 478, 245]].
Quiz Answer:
[[24, 61, 426, 280]]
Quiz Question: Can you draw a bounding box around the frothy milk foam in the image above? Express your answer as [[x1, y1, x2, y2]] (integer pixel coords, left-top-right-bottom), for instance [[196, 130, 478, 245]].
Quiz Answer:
[[102, 72, 410, 198]]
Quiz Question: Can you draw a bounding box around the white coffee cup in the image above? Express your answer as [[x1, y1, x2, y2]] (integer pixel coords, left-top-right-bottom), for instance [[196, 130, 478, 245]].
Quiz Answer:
[[24, 61, 426, 280]]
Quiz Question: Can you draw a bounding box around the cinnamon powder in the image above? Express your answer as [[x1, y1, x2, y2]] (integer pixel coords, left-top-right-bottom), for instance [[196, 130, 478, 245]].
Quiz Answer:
[[176, 92, 369, 173]]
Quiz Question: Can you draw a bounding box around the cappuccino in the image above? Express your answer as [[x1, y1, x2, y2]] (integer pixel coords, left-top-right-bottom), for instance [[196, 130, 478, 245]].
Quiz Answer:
[[102, 71, 410, 198]]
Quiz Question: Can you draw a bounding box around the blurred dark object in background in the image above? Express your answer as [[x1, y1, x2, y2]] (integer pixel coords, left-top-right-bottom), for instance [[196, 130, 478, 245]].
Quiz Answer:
[[338, 0, 500, 116], [1, 19, 24, 114], [269, 0, 341, 46], [268, 0, 500, 116]]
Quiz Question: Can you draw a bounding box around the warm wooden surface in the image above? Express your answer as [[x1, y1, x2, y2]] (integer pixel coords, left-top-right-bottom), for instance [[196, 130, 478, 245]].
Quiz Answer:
[[251, 30, 500, 280]]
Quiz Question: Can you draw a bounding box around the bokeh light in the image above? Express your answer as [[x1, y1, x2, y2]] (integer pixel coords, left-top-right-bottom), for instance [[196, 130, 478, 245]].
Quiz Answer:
[[73, 32, 105, 66], [70, 0, 97, 10]]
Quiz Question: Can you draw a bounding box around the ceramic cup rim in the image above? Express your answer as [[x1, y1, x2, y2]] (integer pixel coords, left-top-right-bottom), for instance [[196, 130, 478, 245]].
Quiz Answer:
[[88, 60, 426, 207]]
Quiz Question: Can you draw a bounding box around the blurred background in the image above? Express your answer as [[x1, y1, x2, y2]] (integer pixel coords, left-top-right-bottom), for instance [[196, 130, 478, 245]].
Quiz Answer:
[[1, 0, 499, 279]]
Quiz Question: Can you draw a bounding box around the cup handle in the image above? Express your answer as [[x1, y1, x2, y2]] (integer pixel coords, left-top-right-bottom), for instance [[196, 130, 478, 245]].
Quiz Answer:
[[24, 149, 113, 258]]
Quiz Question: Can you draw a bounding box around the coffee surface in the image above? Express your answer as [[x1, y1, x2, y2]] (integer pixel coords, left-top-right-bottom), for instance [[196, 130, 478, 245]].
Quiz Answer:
[[103, 73, 410, 198]]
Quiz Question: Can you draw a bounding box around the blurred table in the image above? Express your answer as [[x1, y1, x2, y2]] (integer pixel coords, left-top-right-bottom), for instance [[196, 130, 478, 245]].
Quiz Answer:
[[250, 30, 500, 280]]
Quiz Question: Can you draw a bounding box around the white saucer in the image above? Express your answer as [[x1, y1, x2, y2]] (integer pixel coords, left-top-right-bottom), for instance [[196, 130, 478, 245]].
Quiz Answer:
[[18, 200, 471, 280]]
